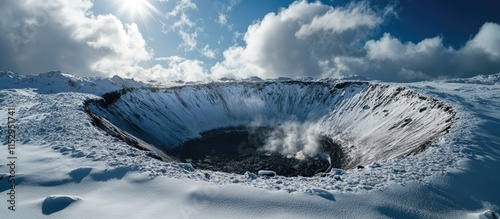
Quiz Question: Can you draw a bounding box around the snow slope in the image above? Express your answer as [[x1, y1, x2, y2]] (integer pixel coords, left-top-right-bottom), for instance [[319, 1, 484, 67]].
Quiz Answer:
[[0, 72, 499, 218]]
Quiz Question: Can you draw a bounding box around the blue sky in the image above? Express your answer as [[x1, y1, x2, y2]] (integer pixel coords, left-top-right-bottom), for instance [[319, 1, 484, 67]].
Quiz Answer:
[[90, 0, 300, 67], [1, 0, 499, 82]]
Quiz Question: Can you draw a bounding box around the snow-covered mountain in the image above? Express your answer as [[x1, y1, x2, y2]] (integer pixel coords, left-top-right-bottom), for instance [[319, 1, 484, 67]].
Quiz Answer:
[[0, 71, 498, 218]]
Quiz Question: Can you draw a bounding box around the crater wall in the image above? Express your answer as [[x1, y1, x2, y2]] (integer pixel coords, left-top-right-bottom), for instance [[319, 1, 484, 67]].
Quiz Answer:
[[86, 81, 456, 169]]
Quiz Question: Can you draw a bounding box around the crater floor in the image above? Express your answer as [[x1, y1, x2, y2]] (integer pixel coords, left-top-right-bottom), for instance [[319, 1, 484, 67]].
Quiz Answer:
[[170, 126, 344, 177]]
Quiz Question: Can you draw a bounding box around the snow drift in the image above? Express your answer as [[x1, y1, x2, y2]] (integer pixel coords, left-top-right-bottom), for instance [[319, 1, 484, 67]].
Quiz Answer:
[[85, 81, 456, 172]]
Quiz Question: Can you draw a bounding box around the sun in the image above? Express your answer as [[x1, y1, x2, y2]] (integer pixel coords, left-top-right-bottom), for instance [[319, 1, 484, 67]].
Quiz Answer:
[[115, 0, 161, 20], [114, 0, 162, 25], [120, 0, 148, 15]]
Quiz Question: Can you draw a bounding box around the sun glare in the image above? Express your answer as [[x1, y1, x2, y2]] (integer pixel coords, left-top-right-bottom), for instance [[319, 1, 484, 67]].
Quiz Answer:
[[114, 0, 162, 26], [121, 0, 147, 15], [115, 0, 161, 20]]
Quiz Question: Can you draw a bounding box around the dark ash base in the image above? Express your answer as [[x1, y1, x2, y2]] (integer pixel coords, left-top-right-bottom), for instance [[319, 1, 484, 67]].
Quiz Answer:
[[170, 126, 345, 177]]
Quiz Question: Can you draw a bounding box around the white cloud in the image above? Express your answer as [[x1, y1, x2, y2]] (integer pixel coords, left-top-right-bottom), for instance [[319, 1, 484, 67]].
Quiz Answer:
[[364, 33, 447, 64], [295, 1, 383, 38], [232, 31, 244, 44], [214, 0, 240, 27], [145, 56, 211, 81], [102, 55, 213, 82], [167, 0, 196, 18], [2, 0, 498, 83], [358, 23, 500, 81], [171, 13, 195, 30], [211, 46, 263, 79], [213, 0, 500, 82], [0, 0, 212, 83], [200, 45, 216, 59], [155, 56, 185, 62], [0, 0, 153, 78], [217, 13, 228, 25], [212, 0, 388, 79], [464, 22, 500, 57], [178, 29, 198, 51], [164, 0, 201, 51], [364, 33, 406, 60]]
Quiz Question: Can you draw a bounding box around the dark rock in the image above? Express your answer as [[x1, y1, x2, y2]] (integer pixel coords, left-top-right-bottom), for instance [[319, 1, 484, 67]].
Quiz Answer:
[[172, 126, 342, 177]]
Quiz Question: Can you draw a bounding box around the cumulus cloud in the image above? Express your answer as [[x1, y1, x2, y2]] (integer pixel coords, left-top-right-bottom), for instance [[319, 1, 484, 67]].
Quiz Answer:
[[148, 56, 210, 82], [295, 1, 384, 38], [1, 0, 498, 83], [357, 22, 500, 81], [211, 0, 390, 79], [464, 22, 500, 57], [0, 0, 211, 82], [212, 0, 500, 82], [0, 0, 152, 78]]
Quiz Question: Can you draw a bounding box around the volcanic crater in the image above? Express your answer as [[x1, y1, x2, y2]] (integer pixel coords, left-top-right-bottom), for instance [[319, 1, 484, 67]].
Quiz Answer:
[[84, 81, 456, 177]]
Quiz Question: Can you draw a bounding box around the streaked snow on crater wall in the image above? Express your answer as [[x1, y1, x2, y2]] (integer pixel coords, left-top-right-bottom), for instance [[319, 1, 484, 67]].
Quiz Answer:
[[87, 81, 456, 170]]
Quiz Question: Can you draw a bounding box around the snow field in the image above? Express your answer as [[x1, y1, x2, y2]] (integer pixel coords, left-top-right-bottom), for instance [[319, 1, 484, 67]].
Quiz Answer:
[[0, 71, 498, 218]]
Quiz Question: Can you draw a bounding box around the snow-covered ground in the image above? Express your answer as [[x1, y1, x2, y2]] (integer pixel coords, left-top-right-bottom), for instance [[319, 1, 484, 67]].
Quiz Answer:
[[0, 71, 499, 218]]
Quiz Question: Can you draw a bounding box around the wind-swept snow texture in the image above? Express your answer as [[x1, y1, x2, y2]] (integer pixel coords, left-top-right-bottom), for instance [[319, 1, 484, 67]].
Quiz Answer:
[[87, 81, 456, 169], [0, 71, 498, 218]]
